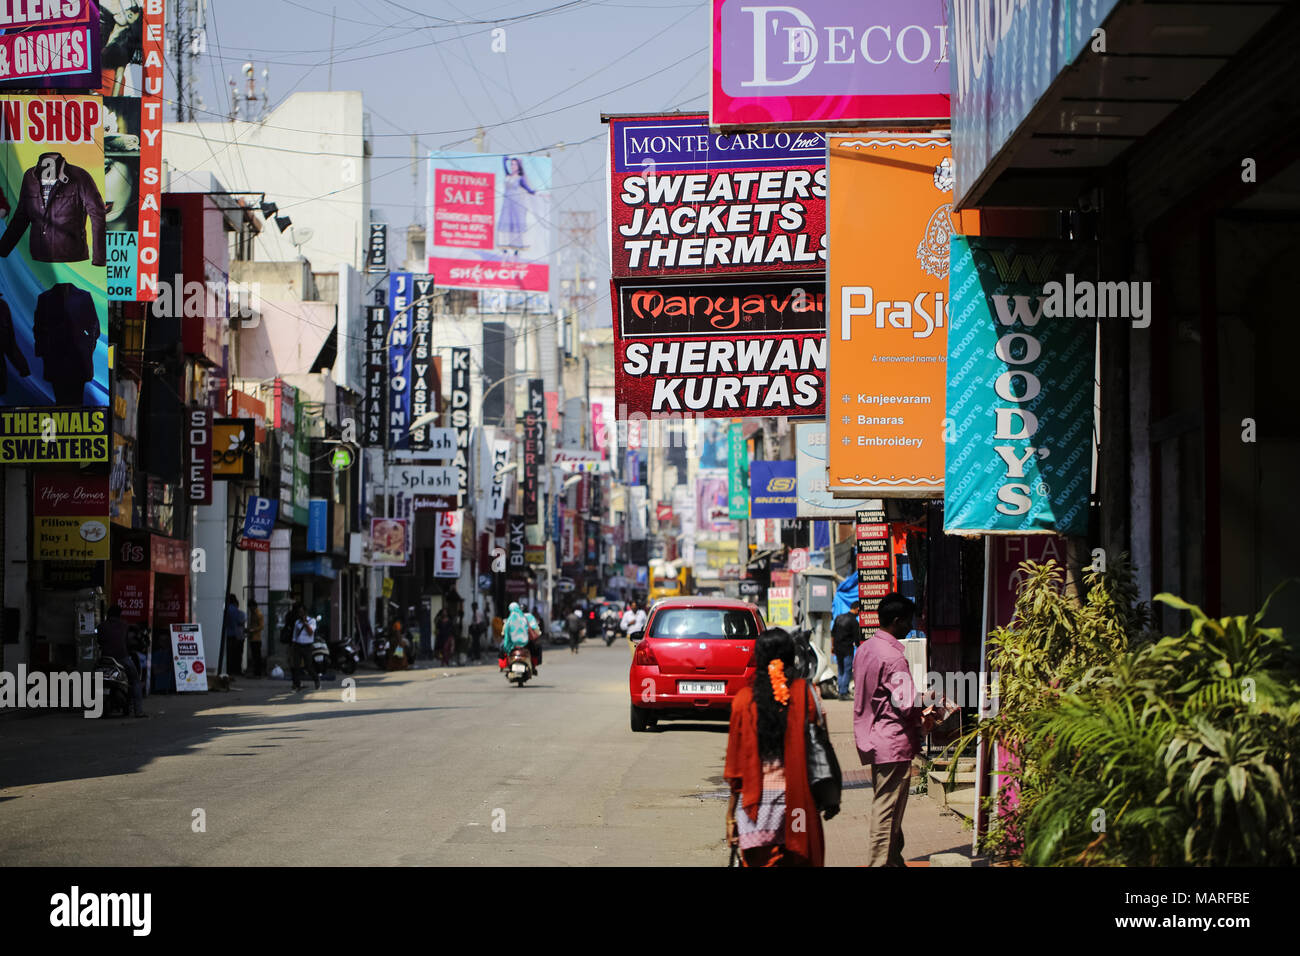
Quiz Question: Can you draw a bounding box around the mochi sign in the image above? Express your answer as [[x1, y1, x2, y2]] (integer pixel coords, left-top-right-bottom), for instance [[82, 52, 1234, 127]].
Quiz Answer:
[[943, 237, 1096, 536]]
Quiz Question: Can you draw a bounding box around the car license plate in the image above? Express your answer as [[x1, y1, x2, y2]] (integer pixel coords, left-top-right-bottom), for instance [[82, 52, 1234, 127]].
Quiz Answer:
[[678, 681, 725, 694], [511, 663, 527, 674]]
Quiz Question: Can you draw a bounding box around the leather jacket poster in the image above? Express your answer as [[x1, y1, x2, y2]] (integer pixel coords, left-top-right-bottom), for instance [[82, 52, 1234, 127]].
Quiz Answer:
[[0, 94, 108, 465]]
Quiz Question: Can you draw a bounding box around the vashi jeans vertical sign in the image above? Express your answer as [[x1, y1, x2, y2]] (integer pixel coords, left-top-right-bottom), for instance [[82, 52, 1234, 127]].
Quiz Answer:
[[944, 236, 1096, 536]]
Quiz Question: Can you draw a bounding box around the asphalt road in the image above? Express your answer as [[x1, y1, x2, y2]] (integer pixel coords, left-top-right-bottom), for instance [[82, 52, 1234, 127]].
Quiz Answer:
[[0, 641, 738, 866]]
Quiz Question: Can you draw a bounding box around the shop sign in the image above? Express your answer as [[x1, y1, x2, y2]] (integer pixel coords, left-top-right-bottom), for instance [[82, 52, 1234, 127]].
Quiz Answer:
[[231, 391, 266, 442], [434, 509, 462, 578], [187, 407, 212, 504], [827, 135, 951, 497], [0, 408, 110, 465], [507, 516, 526, 572], [794, 422, 862, 518], [212, 418, 254, 479], [367, 222, 387, 273], [150, 534, 187, 576], [33, 474, 109, 560], [111, 570, 152, 625], [169, 623, 208, 692], [269, 528, 291, 591], [943, 237, 1096, 536], [523, 379, 543, 524], [364, 306, 387, 447], [307, 498, 329, 553], [450, 346, 470, 505], [727, 422, 748, 518], [238, 496, 277, 552], [710, 0, 951, 131], [370, 517, 409, 566], [749, 460, 797, 519]]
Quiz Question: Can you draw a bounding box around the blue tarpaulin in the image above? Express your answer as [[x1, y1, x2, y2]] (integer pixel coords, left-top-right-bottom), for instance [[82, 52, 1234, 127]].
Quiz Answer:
[[833, 571, 858, 618]]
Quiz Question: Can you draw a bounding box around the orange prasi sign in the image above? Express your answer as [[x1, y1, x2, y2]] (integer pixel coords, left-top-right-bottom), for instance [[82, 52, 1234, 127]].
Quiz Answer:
[[827, 136, 953, 497]]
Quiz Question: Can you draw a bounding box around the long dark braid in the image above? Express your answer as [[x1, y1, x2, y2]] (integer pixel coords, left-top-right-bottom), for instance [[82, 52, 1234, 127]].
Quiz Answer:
[[752, 628, 795, 762]]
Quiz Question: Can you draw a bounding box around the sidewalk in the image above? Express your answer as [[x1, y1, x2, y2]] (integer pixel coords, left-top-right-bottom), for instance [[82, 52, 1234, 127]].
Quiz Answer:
[[821, 697, 976, 866]]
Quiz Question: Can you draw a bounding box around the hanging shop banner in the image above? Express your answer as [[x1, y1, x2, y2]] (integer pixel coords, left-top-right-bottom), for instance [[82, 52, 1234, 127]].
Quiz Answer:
[[427, 151, 551, 299], [363, 305, 386, 447], [0, 94, 109, 459], [709, 0, 951, 131], [696, 468, 735, 533], [307, 498, 328, 553], [101, 0, 164, 301], [795, 421, 863, 519], [211, 417, 254, 480], [387, 464, 457, 497], [273, 380, 296, 515], [169, 623, 208, 692], [553, 447, 606, 474], [232, 389, 266, 442], [523, 378, 543, 524], [988, 534, 1068, 628], [749, 459, 797, 519], [827, 135, 952, 497], [507, 515, 526, 572], [0, 2, 100, 90], [269, 527, 291, 590], [485, 437, 512, 521], [33, 472, 109, 560], [238, 495, 278, 552], [613, 275, 825, 418], [186, 406, 211, 505], [370, 517, 409, 567], [450, 346, 470, 506], [367, 222, 387, 273], [944, 236, 1097, 536], [607, 113, 824, 279], [950, 0, 1121, 207], [434, 508, 462, 578], [387, 273, 436, 452], [292, 394, 309, 525], [727, 421, 748, 519]]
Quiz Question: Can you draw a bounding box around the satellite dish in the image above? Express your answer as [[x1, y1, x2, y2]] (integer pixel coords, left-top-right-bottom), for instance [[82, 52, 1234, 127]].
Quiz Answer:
[[290, 226, 314, 247]]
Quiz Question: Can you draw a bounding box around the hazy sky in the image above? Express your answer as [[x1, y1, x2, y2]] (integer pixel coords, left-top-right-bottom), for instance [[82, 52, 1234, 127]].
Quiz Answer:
[[188, 0, 711, 306]]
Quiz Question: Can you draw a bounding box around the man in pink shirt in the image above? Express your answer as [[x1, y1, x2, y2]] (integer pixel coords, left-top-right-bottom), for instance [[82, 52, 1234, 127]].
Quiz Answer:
[[853, 593, 934, 866]]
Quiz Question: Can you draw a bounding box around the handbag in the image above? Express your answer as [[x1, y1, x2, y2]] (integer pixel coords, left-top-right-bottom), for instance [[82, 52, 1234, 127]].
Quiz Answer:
[[805, 684, 842, 818], [728, 845, 740, 868]]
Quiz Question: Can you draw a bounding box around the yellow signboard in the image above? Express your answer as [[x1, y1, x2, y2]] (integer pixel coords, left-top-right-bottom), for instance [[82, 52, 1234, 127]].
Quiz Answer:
[[35, 516, 110, 561]]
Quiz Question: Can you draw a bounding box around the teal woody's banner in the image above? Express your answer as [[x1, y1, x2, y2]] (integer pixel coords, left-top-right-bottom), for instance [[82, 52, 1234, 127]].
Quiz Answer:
[[727, 421, 748, 520], [944, 236, 1096, 535]]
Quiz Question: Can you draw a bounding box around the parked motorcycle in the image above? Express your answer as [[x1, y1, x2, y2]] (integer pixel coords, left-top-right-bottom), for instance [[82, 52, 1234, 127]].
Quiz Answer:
[[504, 645, 533, 686], [372, 631, 391, 669], [97, 655, 129, 718], [330, 634, 362, 675], [793, 629, 840, 700]]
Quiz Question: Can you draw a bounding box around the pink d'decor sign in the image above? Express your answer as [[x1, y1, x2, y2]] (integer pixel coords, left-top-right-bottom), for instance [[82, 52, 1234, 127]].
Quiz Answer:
[[711, 0, 951, 129]]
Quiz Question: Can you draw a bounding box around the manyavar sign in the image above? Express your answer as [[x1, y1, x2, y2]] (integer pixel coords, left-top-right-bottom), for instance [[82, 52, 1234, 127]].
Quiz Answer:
[[614, 276, 825, 418], [607, 113, 825, 279], [827, 135, 952, 497], [710, 0, 950, 131], [944, 236, 1096, 536]]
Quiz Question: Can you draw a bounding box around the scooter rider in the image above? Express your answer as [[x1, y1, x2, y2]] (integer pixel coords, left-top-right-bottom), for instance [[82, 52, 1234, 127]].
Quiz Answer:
[[523, 603, 542, 671], [501, 603, 534, 675]]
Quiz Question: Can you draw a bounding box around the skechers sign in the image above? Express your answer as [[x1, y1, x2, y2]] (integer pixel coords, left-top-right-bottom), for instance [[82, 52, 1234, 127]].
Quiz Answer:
[[711, 0, 951, 130], [750, 459, 797, 519]]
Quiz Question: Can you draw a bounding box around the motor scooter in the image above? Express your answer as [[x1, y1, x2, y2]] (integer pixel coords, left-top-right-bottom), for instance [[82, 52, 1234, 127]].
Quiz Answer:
[[504, 645, 533, 686], [97, 656, 130, 718], [793, 629, 841, 700], [330, 634, 362, 674]]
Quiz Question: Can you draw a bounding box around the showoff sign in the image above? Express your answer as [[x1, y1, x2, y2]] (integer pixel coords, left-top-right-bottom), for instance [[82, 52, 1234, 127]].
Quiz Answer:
[[710, 0, 951, 131], [944, 236, 1096, 536]]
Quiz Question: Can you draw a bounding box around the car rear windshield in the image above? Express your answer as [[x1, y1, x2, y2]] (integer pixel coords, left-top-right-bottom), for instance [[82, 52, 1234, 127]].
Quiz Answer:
[[648, 608, 759, 640]]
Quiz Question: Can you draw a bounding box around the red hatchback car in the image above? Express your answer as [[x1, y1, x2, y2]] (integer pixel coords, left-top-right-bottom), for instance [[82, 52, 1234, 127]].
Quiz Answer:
[[628, 596, 764, 732]]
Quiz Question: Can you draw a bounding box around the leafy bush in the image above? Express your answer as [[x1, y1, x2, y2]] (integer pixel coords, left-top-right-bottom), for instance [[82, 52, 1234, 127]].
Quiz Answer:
[[961, 558, 1298, 866]]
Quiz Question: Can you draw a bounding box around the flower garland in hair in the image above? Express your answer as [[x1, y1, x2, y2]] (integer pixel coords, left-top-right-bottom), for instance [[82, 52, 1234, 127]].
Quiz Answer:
[[768, 660, 790, 706]]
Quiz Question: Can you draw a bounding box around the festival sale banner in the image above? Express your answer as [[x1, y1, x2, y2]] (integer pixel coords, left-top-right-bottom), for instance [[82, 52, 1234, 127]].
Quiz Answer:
[[427, 151, 551, 297]]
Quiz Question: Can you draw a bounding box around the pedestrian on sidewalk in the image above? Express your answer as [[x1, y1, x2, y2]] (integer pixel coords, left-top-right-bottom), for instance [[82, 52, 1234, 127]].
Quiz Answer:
[[567, 606, 583, 653], [289, 603, 320, 691], [246, 599, 265, 678], [469, 603, 486, 662], [418, 602, 433, 661], [223, 594, 246, 677], [98, 605, 146, 717], [852, 593, 935, 867], [831, 600, 862, 699], [436, 607, 454, 666], [724, 627, 825, 867]]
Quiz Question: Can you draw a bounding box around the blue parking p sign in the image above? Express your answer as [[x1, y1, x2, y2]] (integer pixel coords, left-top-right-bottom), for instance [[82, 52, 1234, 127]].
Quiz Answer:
[[239, 496, 278, 551]]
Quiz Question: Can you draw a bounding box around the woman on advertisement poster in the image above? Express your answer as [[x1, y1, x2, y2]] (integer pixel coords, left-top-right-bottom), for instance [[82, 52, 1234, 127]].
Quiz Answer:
[[497, 156, 536, 255]]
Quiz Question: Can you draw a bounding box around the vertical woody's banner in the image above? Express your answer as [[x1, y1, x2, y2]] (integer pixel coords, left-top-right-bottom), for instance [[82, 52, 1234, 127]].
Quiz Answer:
[[0, 94, 110, 465], [944, 236, 1096, 535], [100, 0, 163, 301]]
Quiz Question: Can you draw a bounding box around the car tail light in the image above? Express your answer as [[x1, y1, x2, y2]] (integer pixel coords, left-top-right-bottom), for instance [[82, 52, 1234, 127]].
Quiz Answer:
[[634, 641, 658, 667]]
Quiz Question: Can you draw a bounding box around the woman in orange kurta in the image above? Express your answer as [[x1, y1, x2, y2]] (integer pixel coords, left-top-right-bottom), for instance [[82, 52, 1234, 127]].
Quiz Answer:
[[725, 628, 826, 867]]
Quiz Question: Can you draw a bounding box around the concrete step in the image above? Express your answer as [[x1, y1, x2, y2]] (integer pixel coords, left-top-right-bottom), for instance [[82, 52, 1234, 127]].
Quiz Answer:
[[945, 791, 977, 822], [929, 756, 976, 772], [930, 769, 978, 788]]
